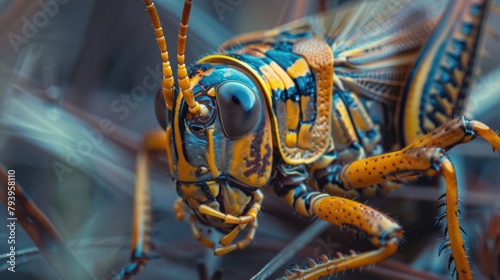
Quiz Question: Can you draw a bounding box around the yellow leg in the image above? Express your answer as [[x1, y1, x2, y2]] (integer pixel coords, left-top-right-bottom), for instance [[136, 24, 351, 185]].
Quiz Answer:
[[280, 117, 500, 279], [336, 148, 467, 279], [214, 219, 258, 255], [335, 114, 500, 280], [282, 195, 402, 279], [112, 130, 166, 280], [403, 117, 500, 152], [275, 163, 402, 279], [281, 148, 462, 279], [219, 223, 249, 246]]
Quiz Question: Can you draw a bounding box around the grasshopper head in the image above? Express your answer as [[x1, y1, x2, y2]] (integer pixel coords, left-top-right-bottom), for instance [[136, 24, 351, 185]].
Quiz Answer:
[[156, 64, 273, 231], [146, 0, 272, 231]]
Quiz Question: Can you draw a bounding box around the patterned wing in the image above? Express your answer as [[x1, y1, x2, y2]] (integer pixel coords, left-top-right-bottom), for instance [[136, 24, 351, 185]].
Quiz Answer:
[[324, 0, 448, 104]]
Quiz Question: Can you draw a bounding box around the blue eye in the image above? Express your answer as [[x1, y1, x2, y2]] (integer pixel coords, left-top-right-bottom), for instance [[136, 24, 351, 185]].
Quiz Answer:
[[216, 82, 262, 139]]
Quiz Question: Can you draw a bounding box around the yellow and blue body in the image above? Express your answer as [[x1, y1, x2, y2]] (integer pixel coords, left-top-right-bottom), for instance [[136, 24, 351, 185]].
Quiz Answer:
[[2, 0, 500, 279], [139, 1, 500, 279], [4, 0, 497, 279]]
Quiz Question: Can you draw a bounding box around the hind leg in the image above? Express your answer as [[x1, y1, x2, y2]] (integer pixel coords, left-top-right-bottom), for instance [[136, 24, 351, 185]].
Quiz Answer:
[[276, 116, 500, 279], [276, 147, 464, 279]]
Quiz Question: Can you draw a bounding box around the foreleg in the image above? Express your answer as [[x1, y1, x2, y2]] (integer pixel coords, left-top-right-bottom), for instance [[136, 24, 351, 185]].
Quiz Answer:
[[111, 130, 166, 279]]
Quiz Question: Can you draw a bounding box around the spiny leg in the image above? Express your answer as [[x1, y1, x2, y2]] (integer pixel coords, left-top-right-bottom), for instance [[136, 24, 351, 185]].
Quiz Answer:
[[400, 116, 499, 278], [404, 116, 500, 152], [276, 125, 498, 280], [199, 190, 263, 255], [274, 163, 402, 279], [334, 116, 500, 279], [283, 196, 402, 279], [359, 116, 500, 195], [111, 130, 166, 280], [336, 147, 476, 280]]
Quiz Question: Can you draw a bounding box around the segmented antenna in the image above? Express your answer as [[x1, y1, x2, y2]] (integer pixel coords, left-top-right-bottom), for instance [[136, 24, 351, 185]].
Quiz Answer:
[[143, 0, 206, 116], [177, 0, 207, 116], [143, 0, 175, 110]]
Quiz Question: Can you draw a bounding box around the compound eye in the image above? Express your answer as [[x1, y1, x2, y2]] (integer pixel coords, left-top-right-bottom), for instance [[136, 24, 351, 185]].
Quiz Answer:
[[216, 82, 262, 139], [155, 87, 168, 129]]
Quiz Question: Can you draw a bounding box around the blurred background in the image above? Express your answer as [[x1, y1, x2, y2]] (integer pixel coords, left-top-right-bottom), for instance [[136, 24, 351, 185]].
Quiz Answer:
[[0, 0, 499, 279]]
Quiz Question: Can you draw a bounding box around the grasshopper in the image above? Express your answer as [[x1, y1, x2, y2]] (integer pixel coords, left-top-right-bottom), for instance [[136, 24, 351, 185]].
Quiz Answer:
[[131, 0, 500, 279], [1, 0, 499, 279]]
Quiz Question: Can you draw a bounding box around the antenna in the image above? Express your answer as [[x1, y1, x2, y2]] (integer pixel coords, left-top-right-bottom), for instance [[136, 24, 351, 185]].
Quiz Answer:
[[144, 0, 207, 116], [143, 0, 175, 110]]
